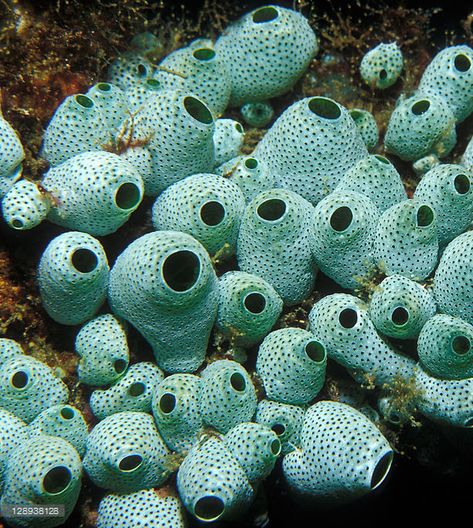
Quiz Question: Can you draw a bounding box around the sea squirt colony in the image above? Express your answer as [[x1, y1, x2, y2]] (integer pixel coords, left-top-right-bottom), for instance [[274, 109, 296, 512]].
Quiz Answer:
[[0, 4, 473, 527]]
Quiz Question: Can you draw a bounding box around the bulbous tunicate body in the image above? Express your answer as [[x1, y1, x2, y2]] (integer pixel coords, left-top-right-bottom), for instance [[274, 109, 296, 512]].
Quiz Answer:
[[0, 113, 24, 192], [215, 5, 318, 106], [83, 411, 170, 493], [348, 108, 379, 150], [336, 154, 406, 212], [213, 119, 244, 166], [2, 180, 50, 230], [0, 355, 69, 423], [240, 101, 274, 128], [254, 97, 368, 204], [309, 293, 416, 386], [42, 151, 144, 236], [433, 231, 473, 325], [463, 135, 473, 171], [86, 82, 129, 133], [75, 314, 130, 387], [152, 173, 245, 256], [109, 231, 219, 373], [369, 275, 436, 340], [310, 190, 380, 289], [1, 435, 82, 528], [0, 162, 22, 200], [0, 338, 23, 365], [283, 401, 393, 504], [107, 51, 155, 91], [38, 231, 109, 325], [42, 94, 109, 166], [216, 271, 283, 347], [256, 328, 327, 405], [125, 78, 162, 113], [385, 92, 456, 161], [0, 410, 28, 493], [237, 188, 316, 305], [413, 163, 473, 247], [418, 45, 473, 123], [360, 42, 403, 89], [131, 89, 215, 195], [417, 314, 473, 380], [373, 199, 438, 280]]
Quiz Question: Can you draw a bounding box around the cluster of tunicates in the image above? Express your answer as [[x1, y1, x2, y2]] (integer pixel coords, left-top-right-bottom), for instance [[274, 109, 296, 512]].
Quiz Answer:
[[1, 4, 473, 527]]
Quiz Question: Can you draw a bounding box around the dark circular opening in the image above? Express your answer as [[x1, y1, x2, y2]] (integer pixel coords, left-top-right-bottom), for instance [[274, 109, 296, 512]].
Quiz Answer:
[[339, 308, 358, 329], [137, 64, 147, 77], [146, 79, 161, 90], [199, 201, 225, 226], [11, 218, 24, 229], [114, 359, 127, 374], [245, 158, 258, 169], [230, 372, 246, 392], [244, 292, 267, 314], [257, 199, 287, 221], [330, 206, 353, 232], [193, 48, 216, 61], [75, 94, 94, 108], [270, 438, 281, 456], [162, 250, 201, 292], [411, 100, 430, 115], [271, 423, 286, 436], [370, 452, 393, 489], [308, 97, 342, 119], [97, 83, 111, 92], [391, 306, 409, 326], [375, 155, 390, 164], [389, 412, 401, 424], [454, 174, 470, 195], [183, 96, 213, 124], [194, 496, 225, 522], [128, 382, 146, 397], [159, 392, 177, 414], [119, 454, 143, 472], [452, 335, 471, 355], [379, 68, 387, 80], [235, 123, 244, 134], [349, 109, 364, 122], [454, 53, 471, 72], [11, 370, 28, 389], [42, 466, 72, 494], [305, 340, 326, 363], [252, 6, 278, 23], [465, 417, 473, 427], [115, 182, 141, 210], [60, 407, 75, 420], [416, 205, 434, 227], [71, 248, 98, 273]]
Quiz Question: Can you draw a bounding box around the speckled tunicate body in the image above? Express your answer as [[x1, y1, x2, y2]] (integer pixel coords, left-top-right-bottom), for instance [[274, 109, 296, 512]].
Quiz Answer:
[[213, 118, 245, 166], [125, 78, 162, 113], [348, 108, 379, 150], [0, 112, 24, 196], [107, 51, 155, 91], [360, 42, 403, 89], [0, 410, 28, 493], [86, 82, 129, 133], [0, 338, 23, 365], [240, 101, 274, 128], [2, 180, 51, 230]]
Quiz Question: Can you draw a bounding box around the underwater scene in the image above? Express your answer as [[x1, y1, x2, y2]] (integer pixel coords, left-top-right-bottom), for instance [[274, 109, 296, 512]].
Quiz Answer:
[[0, 0, 472, 526]]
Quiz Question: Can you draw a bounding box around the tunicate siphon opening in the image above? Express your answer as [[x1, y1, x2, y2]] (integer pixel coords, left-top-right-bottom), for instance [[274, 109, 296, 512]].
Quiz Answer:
[[416, 205, 434, 227], [235, 123, 244, 134], [60, 407, 75, 420], [379, 68, 387, 80], [200, 201, 225, 226], [309, 97, 341, 119], [97, 83, 111, 92], [114, 359, 127, 374], [42, 466, 72, 494], [330, 206, 353, 232], [75, 94, 94, 108], [119, 454, 143, 472], [244, 292, 267, 314], [10, 218, 24, 230], [183, 96, 213, 124], [305, 340, 326, 363], [454, 174, 470, 194], [411, 99, 430, 115], [193, 48, 216, 61], [128, 382, 146, 397], [257, 199, 287, 221], [159, 392, 177, 414], [454, 53, 471, 72], [452, 335, 471, 355], [71, 248, 98, 273], [194, 496, 225, 522], [245, 158, 258, 169], [370, 451, 393, 489], [349, 109, 364, 122], [464, 417, 473, 427], [11, 370, 28, 389], [146, 79, 161, 90], [389, 412, 401, 424], [115, 182, 141, 210], [375, 155, 390, 165], [272, 423, 286, 436], [137, 64, 148, 77], [252, 6, 278, 23], [162, 250, 201, 292], [339, 308, 358, 329], [391, 306, 409, 326], [270, 438, 281, 456], [230, 372, 246, 392]]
